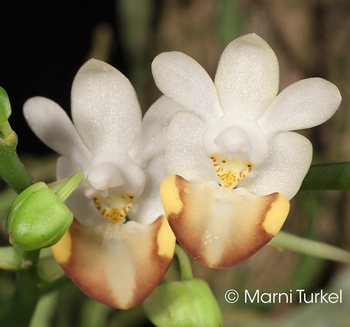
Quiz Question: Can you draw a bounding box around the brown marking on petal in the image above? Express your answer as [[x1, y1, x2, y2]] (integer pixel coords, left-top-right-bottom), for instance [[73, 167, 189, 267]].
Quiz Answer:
[[52, 219, 118, 307], [212, 192, 281, 268], [52, 217, 175, 309], [163, 175, 289, 269], [126, 215, 175, 308]]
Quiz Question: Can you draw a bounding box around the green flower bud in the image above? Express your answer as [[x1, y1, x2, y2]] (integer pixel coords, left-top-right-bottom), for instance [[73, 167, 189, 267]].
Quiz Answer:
[[143, 278, 223, 327], [6, 172, 84, 251]]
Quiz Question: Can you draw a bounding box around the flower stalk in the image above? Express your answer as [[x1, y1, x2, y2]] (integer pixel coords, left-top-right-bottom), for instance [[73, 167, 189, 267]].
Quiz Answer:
[[0, 87, 41, 326], [0, 131, 34, 194], [0, 120, 12, 138], [0, 87, 82, 326], [0, 249, 41, 327], [0, 87, 33, 193], [175, 244, 193, 281], [269, 231, 350, 264]]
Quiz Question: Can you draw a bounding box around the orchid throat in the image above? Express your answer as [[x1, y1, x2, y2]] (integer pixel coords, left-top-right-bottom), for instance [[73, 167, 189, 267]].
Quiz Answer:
[[203, 116, 269, 188], [82, 153, 146, 224]]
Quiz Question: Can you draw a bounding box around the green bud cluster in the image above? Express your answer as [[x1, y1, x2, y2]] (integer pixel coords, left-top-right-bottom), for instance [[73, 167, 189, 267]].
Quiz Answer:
[[6, 172, 84, 251], [6, 182, 73, 251]]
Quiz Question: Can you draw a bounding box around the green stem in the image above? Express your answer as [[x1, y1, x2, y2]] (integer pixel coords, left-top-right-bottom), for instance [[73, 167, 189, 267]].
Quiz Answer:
[[0, 131, 33, 193], [41, 275, 71, 296], [0, 125, 41, 325], [0, 246, 34, 271], [301, 162, 350, 190], [36, 254, 65, 285], [269, 231, 350, 264], [2, 250, 41, 327], [0, 88, 62, 326], [175, 244, 193, 281], [0, 120, 12, 138], [0, 187, 17, 222]]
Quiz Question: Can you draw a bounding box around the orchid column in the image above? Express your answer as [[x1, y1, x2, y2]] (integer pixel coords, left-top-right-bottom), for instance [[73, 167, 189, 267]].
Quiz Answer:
[[23, 59, 180, 309], [152, 33, 342, 269]]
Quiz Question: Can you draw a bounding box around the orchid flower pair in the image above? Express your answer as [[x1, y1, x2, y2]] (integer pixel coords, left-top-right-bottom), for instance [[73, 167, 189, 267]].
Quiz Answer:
[[24, 34, 341, 309]]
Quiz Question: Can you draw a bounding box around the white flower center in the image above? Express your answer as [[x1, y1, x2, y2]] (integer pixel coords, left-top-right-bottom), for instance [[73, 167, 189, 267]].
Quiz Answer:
[[203, 116, 268, 188], [82, 153, 146, 223], [87, 162, 124, 197], [214, 126, 253, 161], [203, 116, 269, 172]]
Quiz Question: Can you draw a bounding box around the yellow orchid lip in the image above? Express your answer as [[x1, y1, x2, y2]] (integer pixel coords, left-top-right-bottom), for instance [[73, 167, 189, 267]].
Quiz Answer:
[[161, 174, 290, 269], [89, 193, 133, 223], [210, 154, 252, 188]]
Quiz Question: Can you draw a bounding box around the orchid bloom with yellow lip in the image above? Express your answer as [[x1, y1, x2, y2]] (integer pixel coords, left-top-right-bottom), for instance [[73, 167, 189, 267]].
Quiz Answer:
[[152, 33, 342, 269], [23, 59, 180, 309]]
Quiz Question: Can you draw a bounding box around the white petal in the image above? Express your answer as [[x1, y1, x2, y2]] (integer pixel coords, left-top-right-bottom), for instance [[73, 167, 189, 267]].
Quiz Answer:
[[57, 156, 104, 227], [257, 78, 342, 137], [128, 155, 166, 225], [238, 132, 312, 200], [71, 59, 142, 154], [23, 97, 92, 168], [56, 155, 82, 181], [152, 52, 223, 122], [214, 33, 279, 121], [129, 96, 183, 167], [165, 111, 219, 184]]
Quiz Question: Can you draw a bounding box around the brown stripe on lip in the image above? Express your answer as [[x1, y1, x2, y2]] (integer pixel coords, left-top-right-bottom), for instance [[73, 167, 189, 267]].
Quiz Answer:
[[126, 214, 175, 308], [161, 175, 289, 269], [52, 219, 117, 306], [52, 215, 175, 309]]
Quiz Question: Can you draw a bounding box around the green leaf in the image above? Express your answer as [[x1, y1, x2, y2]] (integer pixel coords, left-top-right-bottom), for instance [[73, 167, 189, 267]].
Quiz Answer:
[[301, 163, 350, 190], [216, 0, 245, 49]]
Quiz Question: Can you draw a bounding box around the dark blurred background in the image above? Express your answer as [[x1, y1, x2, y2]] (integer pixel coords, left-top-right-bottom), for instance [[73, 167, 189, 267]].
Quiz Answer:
[[1, 1, 350, 326], [0, 0, 123, 154]]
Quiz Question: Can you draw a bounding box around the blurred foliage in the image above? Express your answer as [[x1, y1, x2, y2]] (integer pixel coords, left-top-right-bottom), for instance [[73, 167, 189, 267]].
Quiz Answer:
[[1, 0, 350, 326]]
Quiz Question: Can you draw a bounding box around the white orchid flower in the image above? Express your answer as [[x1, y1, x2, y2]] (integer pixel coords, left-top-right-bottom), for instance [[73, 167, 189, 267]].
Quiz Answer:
[[152, 34, 342, 269], [23, 59, 180, 309]]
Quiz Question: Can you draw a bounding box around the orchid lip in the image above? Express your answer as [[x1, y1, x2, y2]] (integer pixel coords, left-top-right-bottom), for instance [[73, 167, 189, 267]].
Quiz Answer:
[[90, 193, 133, 223]]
